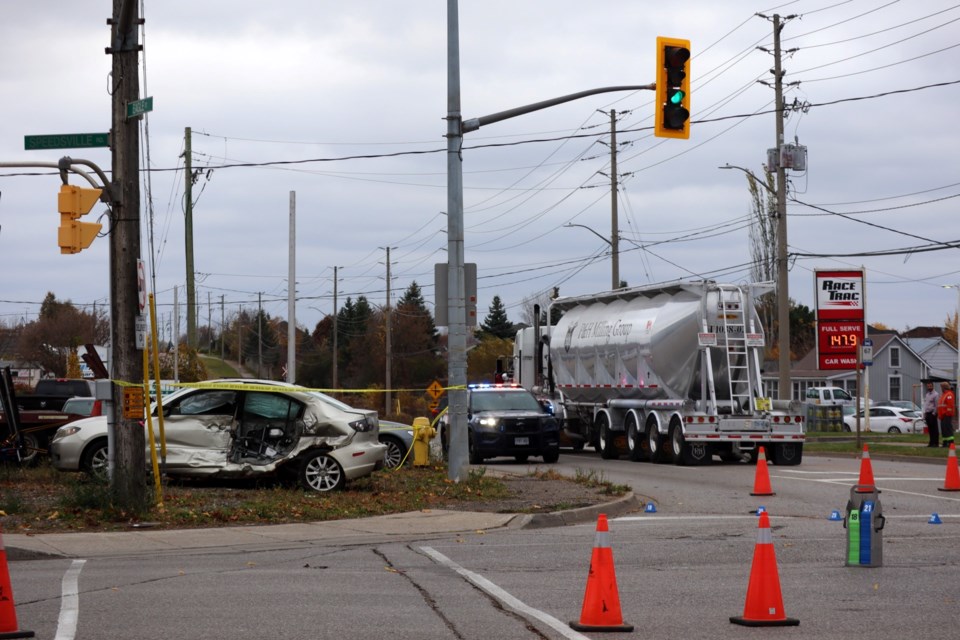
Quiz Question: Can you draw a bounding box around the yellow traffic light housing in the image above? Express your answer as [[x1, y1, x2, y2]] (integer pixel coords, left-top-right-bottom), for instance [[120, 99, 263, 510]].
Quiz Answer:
[[654, 36, 691, 139], [58, 184, 103, 254]]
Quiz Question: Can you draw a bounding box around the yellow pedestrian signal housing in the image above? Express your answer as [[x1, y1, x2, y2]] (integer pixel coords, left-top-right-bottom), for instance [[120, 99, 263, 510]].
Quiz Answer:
[[58, 184, 103, 254], [654, 36, 691, 139]]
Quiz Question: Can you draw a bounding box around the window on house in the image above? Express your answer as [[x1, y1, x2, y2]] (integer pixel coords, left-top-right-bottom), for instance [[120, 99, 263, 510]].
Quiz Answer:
[[889, 375, 902, 402], [889, 346, 901, 368]]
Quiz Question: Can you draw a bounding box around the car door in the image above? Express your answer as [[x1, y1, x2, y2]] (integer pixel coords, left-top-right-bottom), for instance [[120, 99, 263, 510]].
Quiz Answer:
[[867, 407, 895, 432], [232, 391, 304, 464], [154, 389, 238, 469]]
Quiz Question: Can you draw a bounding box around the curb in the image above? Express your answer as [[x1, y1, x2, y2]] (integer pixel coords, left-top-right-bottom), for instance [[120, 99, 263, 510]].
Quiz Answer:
[[517, 491, 645, 529]]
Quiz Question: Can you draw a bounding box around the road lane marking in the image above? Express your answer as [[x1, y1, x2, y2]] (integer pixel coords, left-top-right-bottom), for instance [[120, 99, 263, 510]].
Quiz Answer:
[[420, 546, 591, 640], [770, 472, 960, 501], [54, 559, 85, 640]]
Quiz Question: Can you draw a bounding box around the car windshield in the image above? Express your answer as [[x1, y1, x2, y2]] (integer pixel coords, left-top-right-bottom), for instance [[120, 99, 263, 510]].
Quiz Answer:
[[471, 390, 542, 413]]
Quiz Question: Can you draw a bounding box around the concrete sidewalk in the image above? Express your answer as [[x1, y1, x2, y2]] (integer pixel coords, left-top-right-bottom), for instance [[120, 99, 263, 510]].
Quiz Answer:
[[5, 493, 642, 560]]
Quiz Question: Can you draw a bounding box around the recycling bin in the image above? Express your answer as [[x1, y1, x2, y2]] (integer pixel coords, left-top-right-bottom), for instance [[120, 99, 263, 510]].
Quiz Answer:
[[844, 484, 885, 567]]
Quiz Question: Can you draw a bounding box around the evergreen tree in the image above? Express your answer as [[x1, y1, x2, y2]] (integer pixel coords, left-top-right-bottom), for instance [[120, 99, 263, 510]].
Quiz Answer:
[[393, 281, 444, 388], [480, 295, 513, 339]]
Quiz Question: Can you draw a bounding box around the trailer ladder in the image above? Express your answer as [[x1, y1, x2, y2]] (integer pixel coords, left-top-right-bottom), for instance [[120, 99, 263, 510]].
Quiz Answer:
[[717, 284, 753, 415]]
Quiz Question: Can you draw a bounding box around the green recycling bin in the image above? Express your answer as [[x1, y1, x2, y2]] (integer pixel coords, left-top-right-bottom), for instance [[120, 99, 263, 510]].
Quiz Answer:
[[844, 484, 884, 567]]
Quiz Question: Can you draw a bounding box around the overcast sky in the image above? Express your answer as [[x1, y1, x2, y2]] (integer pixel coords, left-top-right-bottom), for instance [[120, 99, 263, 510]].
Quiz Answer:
[[1, 1, 958, 346]]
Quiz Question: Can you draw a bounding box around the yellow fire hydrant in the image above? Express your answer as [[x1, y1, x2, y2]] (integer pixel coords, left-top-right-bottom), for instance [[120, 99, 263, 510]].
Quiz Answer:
[[412, 416, 436, 467]]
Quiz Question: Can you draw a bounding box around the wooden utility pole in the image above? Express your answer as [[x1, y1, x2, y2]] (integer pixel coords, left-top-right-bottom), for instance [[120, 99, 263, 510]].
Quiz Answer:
[[384, 247, 393, 416], [184, 126, 197, 348], [108, 0, 147, 507], [332, 266, 339, 391], [773, 14, 791, 401]]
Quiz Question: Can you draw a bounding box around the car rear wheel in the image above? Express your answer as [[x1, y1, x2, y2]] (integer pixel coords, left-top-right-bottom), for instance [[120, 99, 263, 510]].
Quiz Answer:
[[887, 426, 902, 434], [542, 450, 559, 463], [298, 451, 345, 492]]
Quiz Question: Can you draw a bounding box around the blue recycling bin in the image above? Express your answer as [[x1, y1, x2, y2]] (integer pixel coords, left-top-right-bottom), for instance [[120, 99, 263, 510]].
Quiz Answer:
[[844, 484, 884, 567]]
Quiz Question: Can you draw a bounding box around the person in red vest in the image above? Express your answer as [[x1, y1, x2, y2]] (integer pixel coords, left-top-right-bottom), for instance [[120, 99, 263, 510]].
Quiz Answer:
[[937, 381, 956, 448]]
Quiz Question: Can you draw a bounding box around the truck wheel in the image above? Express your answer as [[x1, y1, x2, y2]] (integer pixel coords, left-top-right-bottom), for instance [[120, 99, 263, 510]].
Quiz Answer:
[[770, 443, 803, 466], [542, 450, 560, 464], [626, 415, 645, 462], [668, 418, 711, 466], [646, 422, 664, 463], [468, 435, 484, 465], [15, 433, 41, 466], [597, 415, 619, 460]]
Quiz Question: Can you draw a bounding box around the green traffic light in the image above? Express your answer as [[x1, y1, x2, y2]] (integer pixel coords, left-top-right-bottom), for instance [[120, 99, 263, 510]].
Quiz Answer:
[[669, 90, 685, 105]]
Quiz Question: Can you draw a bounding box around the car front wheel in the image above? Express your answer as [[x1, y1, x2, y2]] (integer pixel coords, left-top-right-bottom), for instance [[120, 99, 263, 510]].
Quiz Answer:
[[81, 439, 109, 479], [380, 436, 406, 469], [298, 451, 345, 492]]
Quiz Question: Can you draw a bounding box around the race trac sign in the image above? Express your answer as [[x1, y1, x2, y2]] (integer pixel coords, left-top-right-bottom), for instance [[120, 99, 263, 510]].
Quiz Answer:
[[814, 269, 865, 371]]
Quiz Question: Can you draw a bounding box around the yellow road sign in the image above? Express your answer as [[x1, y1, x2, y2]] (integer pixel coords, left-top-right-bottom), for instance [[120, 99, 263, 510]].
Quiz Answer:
[[427, 380, 444, 400]]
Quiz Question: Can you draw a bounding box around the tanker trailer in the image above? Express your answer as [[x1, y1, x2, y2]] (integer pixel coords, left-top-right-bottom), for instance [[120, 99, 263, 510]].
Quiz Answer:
[[544, 280, 805, 465]]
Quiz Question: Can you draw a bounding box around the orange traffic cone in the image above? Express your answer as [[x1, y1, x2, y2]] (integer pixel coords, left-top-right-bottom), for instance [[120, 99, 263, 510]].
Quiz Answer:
[[750, 446, 775, 496], [730, 511, 799, 627], [938, 443, 960, 492], [0, 526, 35, 639], [569, 514, 634, 632], [855, 444, 876, 493]]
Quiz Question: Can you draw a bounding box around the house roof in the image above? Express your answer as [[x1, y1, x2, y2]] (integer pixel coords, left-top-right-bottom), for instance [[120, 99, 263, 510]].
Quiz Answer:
[[902, 326, 945, 339]]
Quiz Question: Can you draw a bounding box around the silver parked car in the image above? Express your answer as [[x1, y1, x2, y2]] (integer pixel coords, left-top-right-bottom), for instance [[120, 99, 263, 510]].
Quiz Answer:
[[378, 421, 415, 469], [49, 379, 387, 492]]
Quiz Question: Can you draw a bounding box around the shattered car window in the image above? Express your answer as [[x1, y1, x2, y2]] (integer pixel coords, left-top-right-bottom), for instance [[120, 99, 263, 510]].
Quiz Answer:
[[172, 390, 237, 416], [243, 391, 302, 420]]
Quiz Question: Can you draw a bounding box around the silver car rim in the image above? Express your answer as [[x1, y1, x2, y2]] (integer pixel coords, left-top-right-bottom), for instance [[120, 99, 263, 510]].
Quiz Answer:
[[383, 440, 403, 469], [303, 454, 343, 492], [89, 445, 109, 479]]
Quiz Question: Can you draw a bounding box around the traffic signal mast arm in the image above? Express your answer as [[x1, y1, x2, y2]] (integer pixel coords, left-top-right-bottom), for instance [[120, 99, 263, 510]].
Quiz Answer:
[[462, 85, 655, 133]]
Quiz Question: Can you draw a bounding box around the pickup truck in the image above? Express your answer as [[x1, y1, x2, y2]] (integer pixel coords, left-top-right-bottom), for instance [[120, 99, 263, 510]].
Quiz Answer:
[[16, 378, 95, 412], [803, 386, 871, 408], [0, 372, 92, 464], [0, 397, 77, 464]]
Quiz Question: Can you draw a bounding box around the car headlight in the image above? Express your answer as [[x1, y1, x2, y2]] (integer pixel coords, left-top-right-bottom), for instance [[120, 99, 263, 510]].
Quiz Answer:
[[477, 417, 499, 429], [52, 426, 82, 441]]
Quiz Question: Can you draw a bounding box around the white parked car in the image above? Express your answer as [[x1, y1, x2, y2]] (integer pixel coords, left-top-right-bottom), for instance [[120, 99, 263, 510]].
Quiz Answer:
[[49, 379, 387, 492], [842, 406, 924, 434]]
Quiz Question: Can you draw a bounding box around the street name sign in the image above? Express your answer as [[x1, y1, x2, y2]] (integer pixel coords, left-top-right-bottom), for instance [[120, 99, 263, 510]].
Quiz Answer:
[[24, 133, 109, 151], [127, 96, 154, 119]]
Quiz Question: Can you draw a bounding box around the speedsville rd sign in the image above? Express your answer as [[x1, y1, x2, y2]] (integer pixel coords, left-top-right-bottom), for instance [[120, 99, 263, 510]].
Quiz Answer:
[[814, 269, 865, 370]]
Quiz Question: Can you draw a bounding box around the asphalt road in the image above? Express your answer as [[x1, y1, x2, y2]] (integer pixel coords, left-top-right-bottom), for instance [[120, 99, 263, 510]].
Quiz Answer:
[[6, 452, 959, 640]]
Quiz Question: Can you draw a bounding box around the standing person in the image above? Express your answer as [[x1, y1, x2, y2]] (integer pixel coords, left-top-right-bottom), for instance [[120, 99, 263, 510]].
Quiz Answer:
[[937, 381, 956, 448], [923, 381, 940, 447]]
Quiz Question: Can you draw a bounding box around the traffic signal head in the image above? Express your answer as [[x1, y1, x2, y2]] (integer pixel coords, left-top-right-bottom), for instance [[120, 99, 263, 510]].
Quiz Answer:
[[655, 36, 691, 139], [58, 184, 103, 254]]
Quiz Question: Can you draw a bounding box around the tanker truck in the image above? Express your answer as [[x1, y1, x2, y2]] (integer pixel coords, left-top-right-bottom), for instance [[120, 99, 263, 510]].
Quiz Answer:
[[513, 280, 805, 465]]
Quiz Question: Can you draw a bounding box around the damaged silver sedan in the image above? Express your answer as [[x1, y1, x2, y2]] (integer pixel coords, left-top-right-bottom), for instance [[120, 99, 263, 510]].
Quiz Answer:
[[49, 380, 387, 492]]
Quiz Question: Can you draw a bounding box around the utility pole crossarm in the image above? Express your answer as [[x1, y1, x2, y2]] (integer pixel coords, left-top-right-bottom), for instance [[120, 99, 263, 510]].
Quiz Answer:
[[462, 84, 655, 133]]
